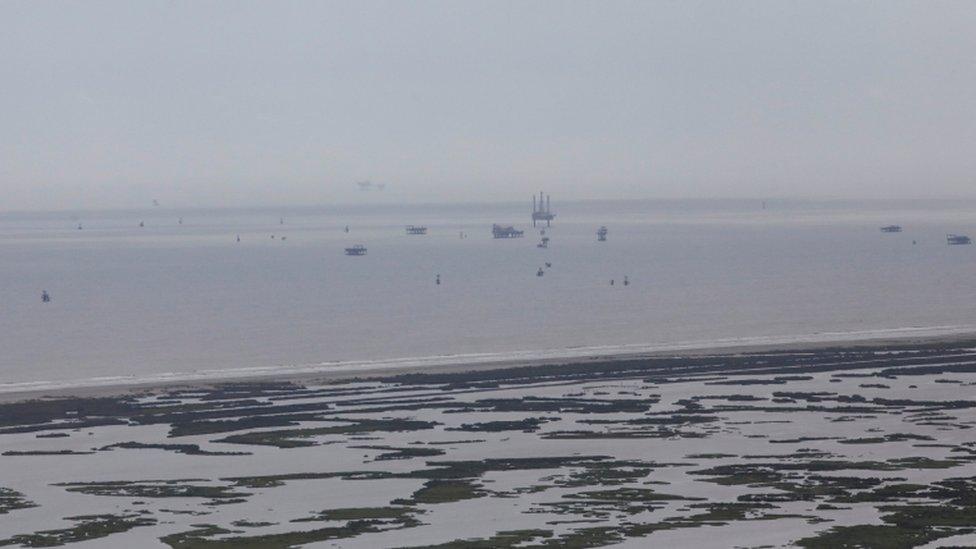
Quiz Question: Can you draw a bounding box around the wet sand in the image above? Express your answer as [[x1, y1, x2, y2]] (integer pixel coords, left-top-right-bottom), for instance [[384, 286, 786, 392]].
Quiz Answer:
[[3, 331, 975, 404]]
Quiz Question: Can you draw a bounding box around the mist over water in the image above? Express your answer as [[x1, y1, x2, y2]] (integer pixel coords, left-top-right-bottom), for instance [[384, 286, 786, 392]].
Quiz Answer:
[[3, 198, 976, 388]]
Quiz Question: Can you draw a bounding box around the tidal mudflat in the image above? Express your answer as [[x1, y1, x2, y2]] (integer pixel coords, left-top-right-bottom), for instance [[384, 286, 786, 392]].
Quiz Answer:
[[3, 340, 976, 547]]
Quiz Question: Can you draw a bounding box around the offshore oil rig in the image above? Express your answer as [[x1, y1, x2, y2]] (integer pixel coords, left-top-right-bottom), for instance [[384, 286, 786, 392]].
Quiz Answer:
[[532, 192, 555, 227]]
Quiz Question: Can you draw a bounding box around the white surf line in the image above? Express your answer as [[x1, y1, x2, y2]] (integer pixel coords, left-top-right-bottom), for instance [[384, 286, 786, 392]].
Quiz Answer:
[[3, 324, 976, 395]]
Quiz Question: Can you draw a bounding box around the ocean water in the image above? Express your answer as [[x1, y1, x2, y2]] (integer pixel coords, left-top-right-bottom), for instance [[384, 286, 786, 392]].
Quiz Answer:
[[3, 198, 976, 390]]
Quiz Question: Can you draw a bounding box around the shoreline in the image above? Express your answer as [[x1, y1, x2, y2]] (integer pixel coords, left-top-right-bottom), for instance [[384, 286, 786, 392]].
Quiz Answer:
[[3, 328, 976, 404]]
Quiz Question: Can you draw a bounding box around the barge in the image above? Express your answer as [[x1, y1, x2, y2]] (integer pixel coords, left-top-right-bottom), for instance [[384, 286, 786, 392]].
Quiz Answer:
[[492, 224, 524, 238]]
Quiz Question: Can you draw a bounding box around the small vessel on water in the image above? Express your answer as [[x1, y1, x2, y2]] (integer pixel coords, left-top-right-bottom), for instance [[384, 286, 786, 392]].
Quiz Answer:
[[405, 225, 428, 235], [492, 224, 524, 238], [597, 226, 608, 241], [345, 244, 367, 255], [41, 290, 50, 303], [537, 267, 544, 277], [880, 225, 902, 233], [947, 234, 972, 245], [537, 236, 549, 248]]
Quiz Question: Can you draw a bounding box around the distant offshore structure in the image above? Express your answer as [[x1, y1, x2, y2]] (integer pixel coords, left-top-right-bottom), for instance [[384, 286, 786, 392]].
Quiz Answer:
[[532, 192, 555, 227], [492, 224, 524, 239], [356, 180, 386, 192]]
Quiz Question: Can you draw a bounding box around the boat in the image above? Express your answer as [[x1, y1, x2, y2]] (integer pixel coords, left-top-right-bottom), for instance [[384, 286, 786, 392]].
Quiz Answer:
[[405, 225, 428, 235], [537, 236, 549, 248], [492, 224, 524, 238], [536, 267, 544, 277], [597, 226, 608, 241], [344, 244, 367, 255], [880, 225, 902, 233], [947, 234, 972, 245]]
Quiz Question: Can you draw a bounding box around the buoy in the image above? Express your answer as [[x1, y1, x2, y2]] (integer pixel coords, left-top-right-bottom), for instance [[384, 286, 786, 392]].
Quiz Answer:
[[623, 276, 629, 286], [610, 279, 615, 286], [236, 234, 241, 242], [436, 274, 441, 285]]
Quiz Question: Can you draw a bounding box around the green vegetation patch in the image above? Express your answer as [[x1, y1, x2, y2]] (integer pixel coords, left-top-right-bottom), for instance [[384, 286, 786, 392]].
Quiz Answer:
[[161, 503, 422, 548], [0, 488, 37, 515], [398, 479, 487, 505], [401, 529, 554, 548], [100, 442, 250, 456], [450, 417, 550, 432], [214, 418, 440, 448], [57, 480, 251, 504], [350, 445, 446, 461], [293, 506, 422, 523], [0, 514, 156, 547]]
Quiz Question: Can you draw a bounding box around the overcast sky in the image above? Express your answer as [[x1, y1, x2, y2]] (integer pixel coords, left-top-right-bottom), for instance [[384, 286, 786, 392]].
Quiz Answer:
[[2, 1, 975, 211]]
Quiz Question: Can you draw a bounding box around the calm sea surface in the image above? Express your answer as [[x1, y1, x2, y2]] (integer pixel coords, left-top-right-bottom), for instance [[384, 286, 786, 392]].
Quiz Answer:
[[3, 199, 976, 389]]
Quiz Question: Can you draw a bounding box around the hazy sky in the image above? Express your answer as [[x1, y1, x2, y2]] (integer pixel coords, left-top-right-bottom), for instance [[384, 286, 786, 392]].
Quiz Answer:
[[2, 1, 975, 211]]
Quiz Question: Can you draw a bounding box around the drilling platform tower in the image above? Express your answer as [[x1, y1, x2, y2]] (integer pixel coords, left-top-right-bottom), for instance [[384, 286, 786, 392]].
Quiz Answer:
[[532, 192, 555, 227]]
